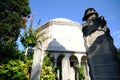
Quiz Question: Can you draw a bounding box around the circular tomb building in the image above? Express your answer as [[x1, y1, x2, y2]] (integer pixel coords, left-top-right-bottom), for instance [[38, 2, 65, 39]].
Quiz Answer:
[[38, 18, 90, 80]]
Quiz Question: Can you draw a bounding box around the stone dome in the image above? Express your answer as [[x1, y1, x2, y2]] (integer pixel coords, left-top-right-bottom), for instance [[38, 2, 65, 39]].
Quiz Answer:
[[50, 18, 73, 22], [49, 18, 80, 25]]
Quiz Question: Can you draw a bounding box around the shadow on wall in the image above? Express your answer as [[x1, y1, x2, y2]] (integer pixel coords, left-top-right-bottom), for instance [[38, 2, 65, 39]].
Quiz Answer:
[[47, 38, 67, 52]]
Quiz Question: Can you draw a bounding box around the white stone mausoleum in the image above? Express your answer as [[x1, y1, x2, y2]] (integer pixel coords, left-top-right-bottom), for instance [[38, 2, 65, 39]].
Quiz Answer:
[[39, 18, 90, 80]]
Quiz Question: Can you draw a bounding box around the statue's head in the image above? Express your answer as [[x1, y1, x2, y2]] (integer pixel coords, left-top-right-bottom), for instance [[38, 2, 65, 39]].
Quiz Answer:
[[82, 8, 98, 21]]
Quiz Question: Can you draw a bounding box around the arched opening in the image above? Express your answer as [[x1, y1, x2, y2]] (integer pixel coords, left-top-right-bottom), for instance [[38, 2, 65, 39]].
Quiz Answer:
[[81, 55, 87, 67], [81, 55, 89, 78], [69, 55, 78, 67], [70, 55, 79, 80], [57, 54, 64, 80], [57, 54, 64, 66], [81, 55, 87, 60]]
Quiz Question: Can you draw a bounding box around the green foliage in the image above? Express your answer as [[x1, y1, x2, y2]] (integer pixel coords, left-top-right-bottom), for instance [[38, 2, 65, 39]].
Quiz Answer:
[[0, 1, 33, 80], [0, 0, 31, 43], [0, 42, 21, 64], [117, 48, 120, 58], [40, 54, 55, 80], [0, 59, 32, 80], [20, 21, 48, 57], [78, 65, 85, 80], [20, 23, 48, 49], [0, 0, 31, 65], [41, 65, 55, 80], [0, 49, 33, 80], [20, 25, 37, 48], [43, 54, 53, 67]]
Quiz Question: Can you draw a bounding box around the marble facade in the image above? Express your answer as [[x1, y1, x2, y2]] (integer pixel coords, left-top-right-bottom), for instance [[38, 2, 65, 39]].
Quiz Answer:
[[38, 18, 90, 80]]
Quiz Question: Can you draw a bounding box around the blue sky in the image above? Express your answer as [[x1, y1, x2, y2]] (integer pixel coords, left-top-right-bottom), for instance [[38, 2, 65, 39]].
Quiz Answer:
[[18, 0, 120, 50]]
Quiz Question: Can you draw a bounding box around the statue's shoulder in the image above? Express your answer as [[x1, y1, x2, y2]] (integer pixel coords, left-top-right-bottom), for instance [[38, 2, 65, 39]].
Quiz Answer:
[[96, 16, 107, 26]]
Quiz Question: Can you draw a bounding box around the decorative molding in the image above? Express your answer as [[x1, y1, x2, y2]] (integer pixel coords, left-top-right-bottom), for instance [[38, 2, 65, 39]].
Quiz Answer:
[[38, 18, 82, 30]]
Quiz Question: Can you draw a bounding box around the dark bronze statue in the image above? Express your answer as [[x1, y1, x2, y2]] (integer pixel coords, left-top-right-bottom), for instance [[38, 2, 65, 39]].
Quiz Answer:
[[82, 8, 120, 80]]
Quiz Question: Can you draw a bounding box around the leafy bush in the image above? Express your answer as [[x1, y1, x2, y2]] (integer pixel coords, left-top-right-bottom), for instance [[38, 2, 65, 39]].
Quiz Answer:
[[0, 42, 19, 64], [0, 59, 32, 80], [41, 64, 55, 80], [40, 54, 55, 80], [78, 65, 85, 80]]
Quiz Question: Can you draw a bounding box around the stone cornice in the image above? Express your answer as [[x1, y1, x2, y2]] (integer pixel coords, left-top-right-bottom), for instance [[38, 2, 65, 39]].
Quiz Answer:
[[47, 49, 86, 54], [38, 18, 82, 30]]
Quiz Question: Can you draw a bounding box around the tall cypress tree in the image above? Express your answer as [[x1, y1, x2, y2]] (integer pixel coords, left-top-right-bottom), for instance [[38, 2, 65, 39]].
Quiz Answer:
[[0, 0, 31, 63], [0, 0, 31, 43]]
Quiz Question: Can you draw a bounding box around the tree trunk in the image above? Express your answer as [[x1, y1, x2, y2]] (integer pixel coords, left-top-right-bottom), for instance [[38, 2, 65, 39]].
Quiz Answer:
[[25, 47, 29, 57]]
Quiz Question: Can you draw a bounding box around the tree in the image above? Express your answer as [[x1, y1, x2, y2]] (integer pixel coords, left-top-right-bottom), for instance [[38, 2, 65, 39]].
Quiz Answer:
[[0, 0, 31, 63], [0, 53, 33, 80], [20, 19, 48, 57], [0, 0, 31, 43], [20, 22, 37, 57]]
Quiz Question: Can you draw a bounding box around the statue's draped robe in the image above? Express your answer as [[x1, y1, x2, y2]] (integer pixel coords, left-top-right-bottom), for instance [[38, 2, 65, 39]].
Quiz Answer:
[[82, 17, 120, 80]]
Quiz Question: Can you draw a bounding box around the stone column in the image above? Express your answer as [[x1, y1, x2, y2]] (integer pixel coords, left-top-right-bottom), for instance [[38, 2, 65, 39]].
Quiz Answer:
[[62, 54, 71, 80], [53, 54, 59, 67], [70, 67, 75, 80], [74, 54, 83, 65], [53, 54, 60, 80]]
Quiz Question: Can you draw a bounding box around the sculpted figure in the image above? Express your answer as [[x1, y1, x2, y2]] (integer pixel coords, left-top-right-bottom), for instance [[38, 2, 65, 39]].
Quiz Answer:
[[82, 8, 120, 80]]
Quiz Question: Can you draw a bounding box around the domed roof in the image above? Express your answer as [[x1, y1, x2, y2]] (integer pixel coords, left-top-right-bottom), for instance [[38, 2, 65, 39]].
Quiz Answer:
[[49, 18, 80, 25], [50, 18, 73, 22]]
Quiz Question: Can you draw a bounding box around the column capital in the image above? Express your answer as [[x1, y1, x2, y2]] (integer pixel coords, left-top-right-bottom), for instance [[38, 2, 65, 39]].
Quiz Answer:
[[64, 54, 71, 58]]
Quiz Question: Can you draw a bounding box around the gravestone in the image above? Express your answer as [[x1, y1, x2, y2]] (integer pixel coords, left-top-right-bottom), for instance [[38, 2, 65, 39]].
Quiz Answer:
[[82, 8, 120, 80], [30, 41, 44, 80]]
